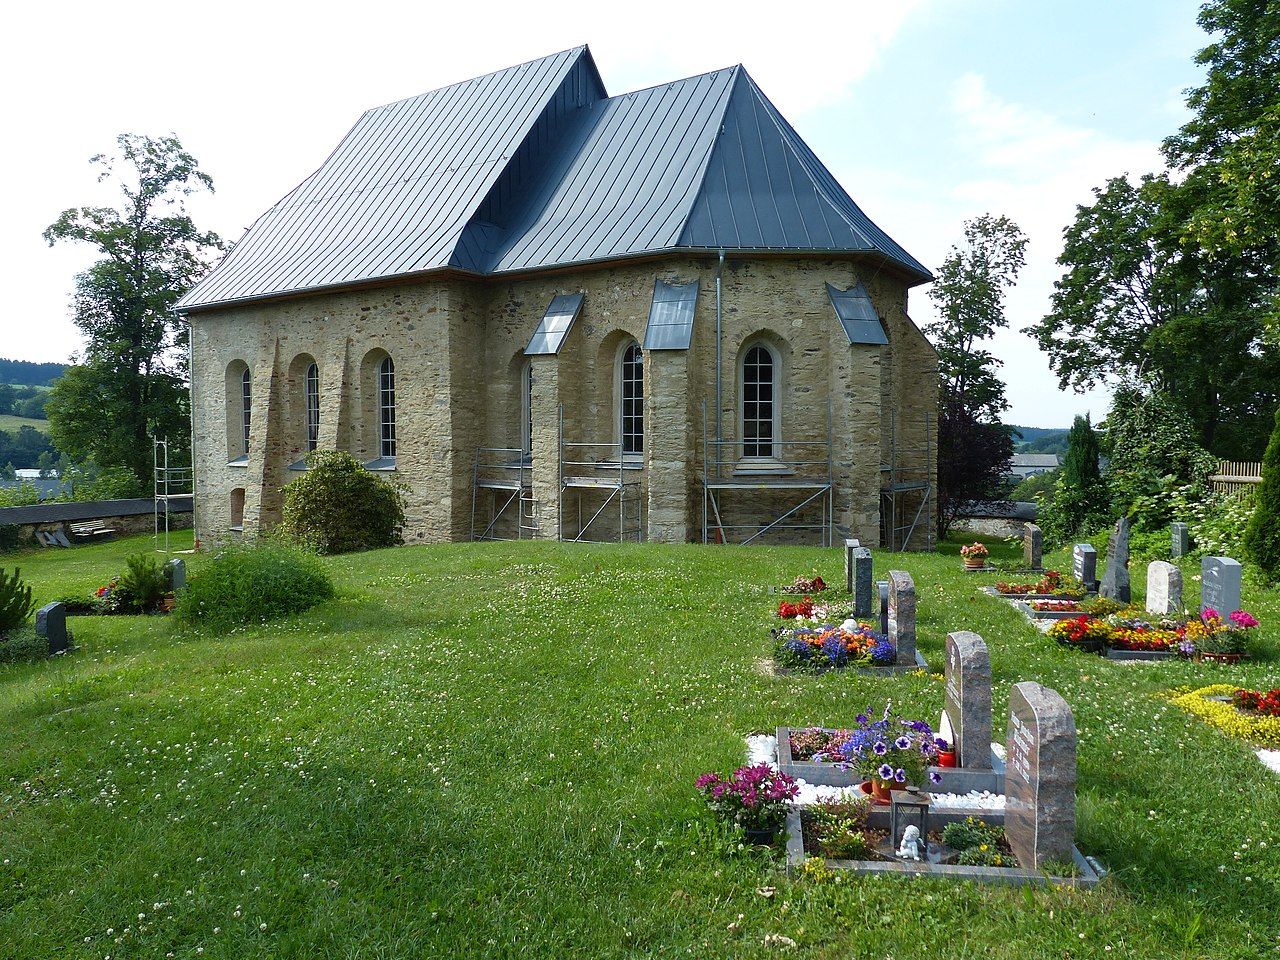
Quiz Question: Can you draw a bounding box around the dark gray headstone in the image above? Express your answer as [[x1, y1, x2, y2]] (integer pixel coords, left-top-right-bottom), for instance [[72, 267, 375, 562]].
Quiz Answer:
[[877, 581, 889, 637], [164, 557, 187, 594], [1099, 517, 1131, 603], [944, 631, 991, 770], [1171, 522, 1190, 559], [1200, 556, 1243, 617], [1023, 523, 1043, 571], [1145, 560, 1182, 615], [851, 547, 873, 618], [1072, 543, 1097, 591], [36, 602, 69, 655], [1005, 681, 1076, 869], [887, 570, 916, 666]]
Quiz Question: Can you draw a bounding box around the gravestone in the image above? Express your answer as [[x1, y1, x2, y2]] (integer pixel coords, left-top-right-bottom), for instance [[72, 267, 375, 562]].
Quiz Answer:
[[1023, 523, 1043, 571], [1099, 517, 1131, 603], [1004, 681, 1076, 869], [844, 539, 858, 593], [36, 602, 70, 655], [1072, 543, 1098, 592], [1201, 556, 1243, 617], [944, 631, 991, 770], [887, 570, 916, 666], [1171, 522, 1190, 559], [851, 547, 873, 618], [877, 581, 889, 637], [1145, 560, 1183, 615], [164, 557, 187, 594]]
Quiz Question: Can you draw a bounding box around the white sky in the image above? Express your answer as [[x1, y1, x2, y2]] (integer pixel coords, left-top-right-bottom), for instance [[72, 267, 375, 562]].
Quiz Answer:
[[0, 0, 1205, 427]]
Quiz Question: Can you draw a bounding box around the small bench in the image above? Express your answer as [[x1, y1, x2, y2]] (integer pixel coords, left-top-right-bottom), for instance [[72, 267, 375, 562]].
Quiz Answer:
[[68, 520, 120, 541]]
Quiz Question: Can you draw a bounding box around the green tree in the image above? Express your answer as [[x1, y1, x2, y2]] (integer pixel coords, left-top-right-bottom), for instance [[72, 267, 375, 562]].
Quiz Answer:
[[926, 214, 1027, 535], [1243, 404, 1280, 579], [43, 134, 222, 484], [1040, 415, 1109, 544]]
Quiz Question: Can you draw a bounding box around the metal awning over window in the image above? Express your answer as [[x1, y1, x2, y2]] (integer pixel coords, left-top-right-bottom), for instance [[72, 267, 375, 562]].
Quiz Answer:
[[826, 282, 888, 345], [643, 279, 698, 350], [524, 293, 584, 355]]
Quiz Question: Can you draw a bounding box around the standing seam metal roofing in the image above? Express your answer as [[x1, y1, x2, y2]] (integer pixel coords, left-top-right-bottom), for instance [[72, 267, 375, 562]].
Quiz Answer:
[[176, 46, 931, 312]]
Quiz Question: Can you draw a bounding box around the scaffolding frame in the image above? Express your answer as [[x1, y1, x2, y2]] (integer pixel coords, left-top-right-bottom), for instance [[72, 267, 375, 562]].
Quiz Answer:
[[700, 401, 834, 547], [470, 447, 537, 541], [153, 436, 194, 555], [879, 410, 934, 552], [558, 406, 643, 543]]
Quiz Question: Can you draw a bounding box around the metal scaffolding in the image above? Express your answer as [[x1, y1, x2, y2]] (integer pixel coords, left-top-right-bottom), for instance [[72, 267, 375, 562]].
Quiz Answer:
[[879, 410, 934, 552], [153, 436, 194, 555], [558, 407, 643, 543], [700, 401, 834, 547], [470, 448, 537, 541]]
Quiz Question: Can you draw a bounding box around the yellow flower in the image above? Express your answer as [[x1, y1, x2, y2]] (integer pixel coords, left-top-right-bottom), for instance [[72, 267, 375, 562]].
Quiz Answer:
[[1171, 684, 1280, 746]]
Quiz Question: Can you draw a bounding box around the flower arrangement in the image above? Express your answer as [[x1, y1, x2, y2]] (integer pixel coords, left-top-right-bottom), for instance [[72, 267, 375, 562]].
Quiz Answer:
[[995, 570, 1086, 598], [1031, 599, 1081, 612], [960, 543, 989, 561], [1048, 606, 1260, 658], [782, 574, 827, 595], [1233, 688, 1280, 717], [803, 798, 873, 859], [695, 764, 799, 832], [788, 727, 852, 762], [1187, 608, 1258, 655], [1047, 615, 1112, 648], [1171, 684, 1280, 746], [775, 622, 895, 670], [836, 703, 943, 787], [777, 597, 815, 619]]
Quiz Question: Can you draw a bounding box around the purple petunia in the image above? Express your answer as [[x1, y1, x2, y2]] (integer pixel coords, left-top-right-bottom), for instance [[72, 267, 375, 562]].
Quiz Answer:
[[878, 763, 895, 781]]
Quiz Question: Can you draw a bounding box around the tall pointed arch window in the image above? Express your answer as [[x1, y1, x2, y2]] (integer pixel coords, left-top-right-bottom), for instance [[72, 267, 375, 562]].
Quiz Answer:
[[521, 361, 534, 457], [305, 362, 320, 451], [378, 356, 396, 459], [240, 367, 252, 456], [741, 343, 778, 459], [619, 340, 643, 457]]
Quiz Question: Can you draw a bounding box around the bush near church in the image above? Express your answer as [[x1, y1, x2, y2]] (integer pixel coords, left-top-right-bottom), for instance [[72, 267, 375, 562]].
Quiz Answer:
[[279, 451, 407, 555], [175, 545, 334, 631]]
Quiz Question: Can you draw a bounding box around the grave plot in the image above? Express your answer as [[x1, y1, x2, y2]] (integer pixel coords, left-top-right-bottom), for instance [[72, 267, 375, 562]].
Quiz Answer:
[[1169, 684, 1280, 776], [783, 681, 1100, 886], [57, 556, 186, 616]]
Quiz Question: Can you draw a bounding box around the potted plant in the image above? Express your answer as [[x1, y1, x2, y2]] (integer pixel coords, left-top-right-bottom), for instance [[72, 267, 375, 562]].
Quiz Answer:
[[836, 703, 943, 803], [1190, 608, 1258, 664], [695, 764, 799, 845], [960, 543, 989, 570]]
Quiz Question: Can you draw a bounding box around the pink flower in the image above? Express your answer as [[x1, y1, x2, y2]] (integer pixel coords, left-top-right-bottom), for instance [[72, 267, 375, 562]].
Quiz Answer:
[[1230, 610, 1260, 629]]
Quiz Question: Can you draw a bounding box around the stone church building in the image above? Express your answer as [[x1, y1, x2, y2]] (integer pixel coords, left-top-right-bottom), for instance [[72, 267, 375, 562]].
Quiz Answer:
[[178, 46, 938, 548]]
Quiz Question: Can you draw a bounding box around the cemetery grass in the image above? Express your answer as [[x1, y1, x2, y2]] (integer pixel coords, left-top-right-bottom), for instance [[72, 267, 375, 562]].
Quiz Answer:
[[1, 533, 1279, 959]]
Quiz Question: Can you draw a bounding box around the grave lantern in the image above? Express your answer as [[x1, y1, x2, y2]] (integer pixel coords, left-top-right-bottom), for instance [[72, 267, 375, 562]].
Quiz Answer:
[[889, 788, 931, 855]]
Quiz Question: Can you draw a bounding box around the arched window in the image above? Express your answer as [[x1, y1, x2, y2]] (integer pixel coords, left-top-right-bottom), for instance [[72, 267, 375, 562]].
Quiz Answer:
[[378, 356, 396, 459], [741, 343, 778, 459], [240, 367, 252, 456], [305, 362, 320, 451], [521, 361, 534, 456], [619, 340, 643, 457], [229, 487, 246, 530]]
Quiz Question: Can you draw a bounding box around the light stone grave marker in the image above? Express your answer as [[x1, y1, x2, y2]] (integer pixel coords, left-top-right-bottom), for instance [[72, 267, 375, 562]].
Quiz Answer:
[[1005, 681, 1076, 869], [164, 557, 187, 594], [1145, 560, 1182, 615], [1171, 522, 1190, 559], [1201, 556, 1242, 616], [1099, 517, 1131, 603], [887, 570, 916, 666], [944, 631, 991, 770], [1023, 523, 1043, 571], [1072, 543, 1097, 592]]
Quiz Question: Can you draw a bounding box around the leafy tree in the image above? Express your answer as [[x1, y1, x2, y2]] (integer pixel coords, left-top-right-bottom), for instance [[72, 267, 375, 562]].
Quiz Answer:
[[43, 134, 222, 484], [925, 214, 1027, 536], [1243, 404, 1280, 579], [1010, 468, 1059, 503], [1039, 415, 1109, 544]]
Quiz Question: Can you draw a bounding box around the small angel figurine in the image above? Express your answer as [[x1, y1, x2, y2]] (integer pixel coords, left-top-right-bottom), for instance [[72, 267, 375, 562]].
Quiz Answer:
[[896, 824, 923, 861]]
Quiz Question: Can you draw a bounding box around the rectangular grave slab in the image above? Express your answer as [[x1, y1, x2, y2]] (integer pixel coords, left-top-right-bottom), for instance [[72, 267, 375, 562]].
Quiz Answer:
[[945, 631, 992, 770], [887, 571, 916, 667], [1145, 560, 1182, 615], [1201, 556, 1242, 617], [851, 547, 873, 617], [36, 602, 70, 655], [1099, 517, 1131, 603], [844, 539, 858, 593], [1072, 543, 1097, 592], [164, 557, 187, 594], [1171, 522, 1190, 558], [1023, 524, 1043, 572], [878, 581, 889, 637], [1005, 682, 1077, 870]]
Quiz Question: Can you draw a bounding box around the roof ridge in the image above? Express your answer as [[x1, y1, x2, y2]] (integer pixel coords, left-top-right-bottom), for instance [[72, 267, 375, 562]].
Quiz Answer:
[[604, 62, 739, 102]]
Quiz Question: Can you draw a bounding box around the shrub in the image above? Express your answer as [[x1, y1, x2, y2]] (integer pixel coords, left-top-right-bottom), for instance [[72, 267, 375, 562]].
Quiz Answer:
[[0, 567, 35, 633], [175, 544, 335, 630], [278, 451, 407, 555], [114, 554, 168, 613], [942, 816, 1003, 852], [0, 524, 22, 552], [1244, 405, 1280, 580]]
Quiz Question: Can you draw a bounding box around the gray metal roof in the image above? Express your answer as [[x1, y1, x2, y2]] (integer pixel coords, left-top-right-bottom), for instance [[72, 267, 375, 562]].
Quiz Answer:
[[826, 282, 888, 345], [643, 280, 699, 350], [0, 497, 191, 526], [524, 293, 584, 355], [178, 47, 930, 312]]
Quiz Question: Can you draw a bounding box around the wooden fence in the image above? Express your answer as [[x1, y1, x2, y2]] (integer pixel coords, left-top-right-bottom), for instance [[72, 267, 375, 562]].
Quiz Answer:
[[1210, 460, 1263, 500]]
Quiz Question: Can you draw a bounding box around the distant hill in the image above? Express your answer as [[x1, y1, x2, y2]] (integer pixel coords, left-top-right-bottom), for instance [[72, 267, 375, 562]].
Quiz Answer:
[[0, 358, 67, 386], [1008, 424, 1070, 456]]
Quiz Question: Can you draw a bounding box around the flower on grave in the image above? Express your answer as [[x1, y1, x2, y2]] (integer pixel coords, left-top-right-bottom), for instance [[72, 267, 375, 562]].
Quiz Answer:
[[1229, 610, 1260, 630], [836, 702, 940, 786], [695, 764, 799, 831], [960, 542, 989, 559]]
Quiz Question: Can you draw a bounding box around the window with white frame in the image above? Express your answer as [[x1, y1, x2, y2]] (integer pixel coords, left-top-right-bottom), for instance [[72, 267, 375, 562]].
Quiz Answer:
[[619, 340, 643, 457], [741, 343, 778, 459], [378, 356, 396, 459], [305, 362, 320, 451], [240, 367, 252, 456]]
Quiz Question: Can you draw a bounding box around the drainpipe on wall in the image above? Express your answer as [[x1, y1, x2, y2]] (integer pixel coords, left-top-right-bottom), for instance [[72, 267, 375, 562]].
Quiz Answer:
[[715, 249, 724, 478]]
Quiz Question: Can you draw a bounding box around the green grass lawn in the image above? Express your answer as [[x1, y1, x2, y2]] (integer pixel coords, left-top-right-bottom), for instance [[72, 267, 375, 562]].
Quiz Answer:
[[0, 413, 48, 434], [2, 532, 1279, 958]]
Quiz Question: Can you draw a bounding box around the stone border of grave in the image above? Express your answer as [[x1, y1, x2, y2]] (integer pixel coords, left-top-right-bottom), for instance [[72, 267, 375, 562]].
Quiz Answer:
[[1013, 601, 1085, 622], [765, 651, 930, 678], [981, 586, 1084, 602]]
